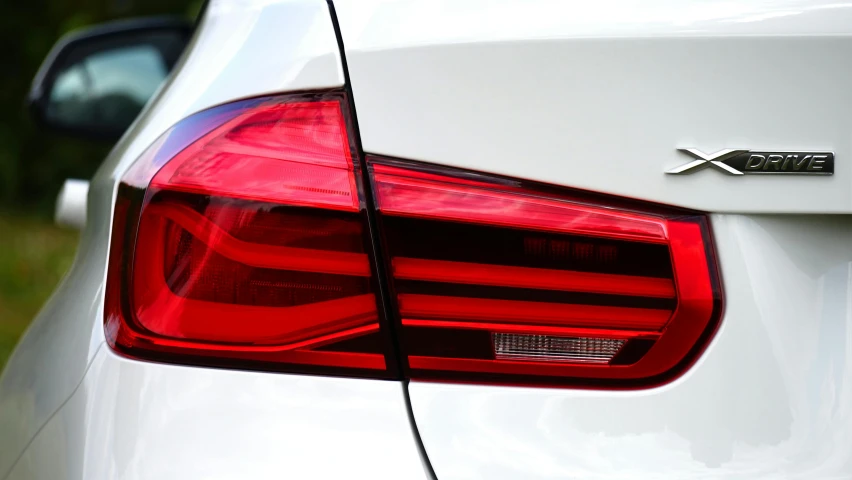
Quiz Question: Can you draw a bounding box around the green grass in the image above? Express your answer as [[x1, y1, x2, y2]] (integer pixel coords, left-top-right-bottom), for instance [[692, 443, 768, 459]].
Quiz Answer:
[[0, 214, 79, 369]]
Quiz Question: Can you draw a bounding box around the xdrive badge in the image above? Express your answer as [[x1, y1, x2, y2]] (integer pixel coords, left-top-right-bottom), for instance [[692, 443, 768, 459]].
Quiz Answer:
[[667, 148, 834, 176]]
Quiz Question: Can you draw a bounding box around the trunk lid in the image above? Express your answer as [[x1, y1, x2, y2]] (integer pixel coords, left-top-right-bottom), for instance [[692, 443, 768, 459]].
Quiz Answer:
[[333, 1, 852, 478], [334, 0, 852, 213]]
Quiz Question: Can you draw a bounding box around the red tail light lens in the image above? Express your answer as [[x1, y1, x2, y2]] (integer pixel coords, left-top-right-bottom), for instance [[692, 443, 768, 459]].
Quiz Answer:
[[105, 91, 721, 387], [369, 159, 721, 386], [105, 93, 396, 377]]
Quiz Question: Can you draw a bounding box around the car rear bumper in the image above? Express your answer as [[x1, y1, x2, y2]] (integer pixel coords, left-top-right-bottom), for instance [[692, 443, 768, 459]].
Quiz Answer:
[[6, 346, 430, 480]]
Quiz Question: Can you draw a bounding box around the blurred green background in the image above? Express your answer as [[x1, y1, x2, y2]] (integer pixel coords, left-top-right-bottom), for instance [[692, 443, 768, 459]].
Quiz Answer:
[[0, 0, 200, 368]]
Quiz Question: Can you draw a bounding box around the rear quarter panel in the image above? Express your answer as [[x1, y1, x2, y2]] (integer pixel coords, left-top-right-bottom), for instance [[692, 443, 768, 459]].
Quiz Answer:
[[0, 0, 346, 476]]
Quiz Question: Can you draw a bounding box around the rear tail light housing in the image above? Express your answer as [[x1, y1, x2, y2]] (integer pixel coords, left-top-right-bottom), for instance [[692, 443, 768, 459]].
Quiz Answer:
[[105, 92, 396, 377], [369, 158, 721, 386], [105, 91, 721, 387]]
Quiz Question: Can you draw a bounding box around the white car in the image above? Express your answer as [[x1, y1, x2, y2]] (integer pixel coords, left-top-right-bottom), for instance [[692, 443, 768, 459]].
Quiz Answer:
[[2, 0, 851, 479]]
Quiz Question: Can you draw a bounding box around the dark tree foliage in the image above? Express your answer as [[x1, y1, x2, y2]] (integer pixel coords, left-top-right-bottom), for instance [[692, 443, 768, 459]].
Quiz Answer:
[[0, 0, 199, 215]]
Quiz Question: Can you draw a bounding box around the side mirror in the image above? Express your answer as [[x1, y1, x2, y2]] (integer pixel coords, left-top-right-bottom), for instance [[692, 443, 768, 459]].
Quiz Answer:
[[28, 17, 191, 142]]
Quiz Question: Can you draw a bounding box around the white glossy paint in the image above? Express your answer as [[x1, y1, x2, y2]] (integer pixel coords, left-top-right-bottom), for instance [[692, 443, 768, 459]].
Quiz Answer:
[[331, 2, 852, 475], [334, 0, 852, 213], [6, 347, 429, 480], [54, 179, 89, 230], [7, 1, 852, 479], [0, 0, 346, 477], [409, 213, 852, 479]]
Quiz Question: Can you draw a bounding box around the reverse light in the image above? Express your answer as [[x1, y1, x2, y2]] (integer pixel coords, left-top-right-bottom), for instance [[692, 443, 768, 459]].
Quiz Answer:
[[493, 333, 626, 364]]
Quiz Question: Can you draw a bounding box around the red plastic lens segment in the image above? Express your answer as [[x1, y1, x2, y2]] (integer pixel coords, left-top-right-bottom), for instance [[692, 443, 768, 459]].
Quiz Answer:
[[105, 93, 394, 377], [373, 163, 669, 243], [104, 92, 720, 387], [369, 158, 721, 386], [150, 100, 358, 210]]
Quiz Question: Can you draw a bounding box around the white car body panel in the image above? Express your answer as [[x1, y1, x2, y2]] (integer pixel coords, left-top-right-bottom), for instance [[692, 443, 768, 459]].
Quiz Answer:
[[333, 0, 852, 213], [4, 1, 852, 479], [6, 347, 427, 480], [332, 1, 852, 478], [0, 0, 365, 478], [409, 213, 852, 479]]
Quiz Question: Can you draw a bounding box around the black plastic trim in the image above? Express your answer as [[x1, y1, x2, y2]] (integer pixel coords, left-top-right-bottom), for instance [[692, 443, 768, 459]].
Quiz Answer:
[[325, 2, 439, 479]]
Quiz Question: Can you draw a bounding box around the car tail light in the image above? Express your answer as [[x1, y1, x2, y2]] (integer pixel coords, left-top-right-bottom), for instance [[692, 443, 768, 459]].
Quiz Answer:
[[105, 93, 397, 377], [369, 159, 721, 386], [105, 91, 721, 387]]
